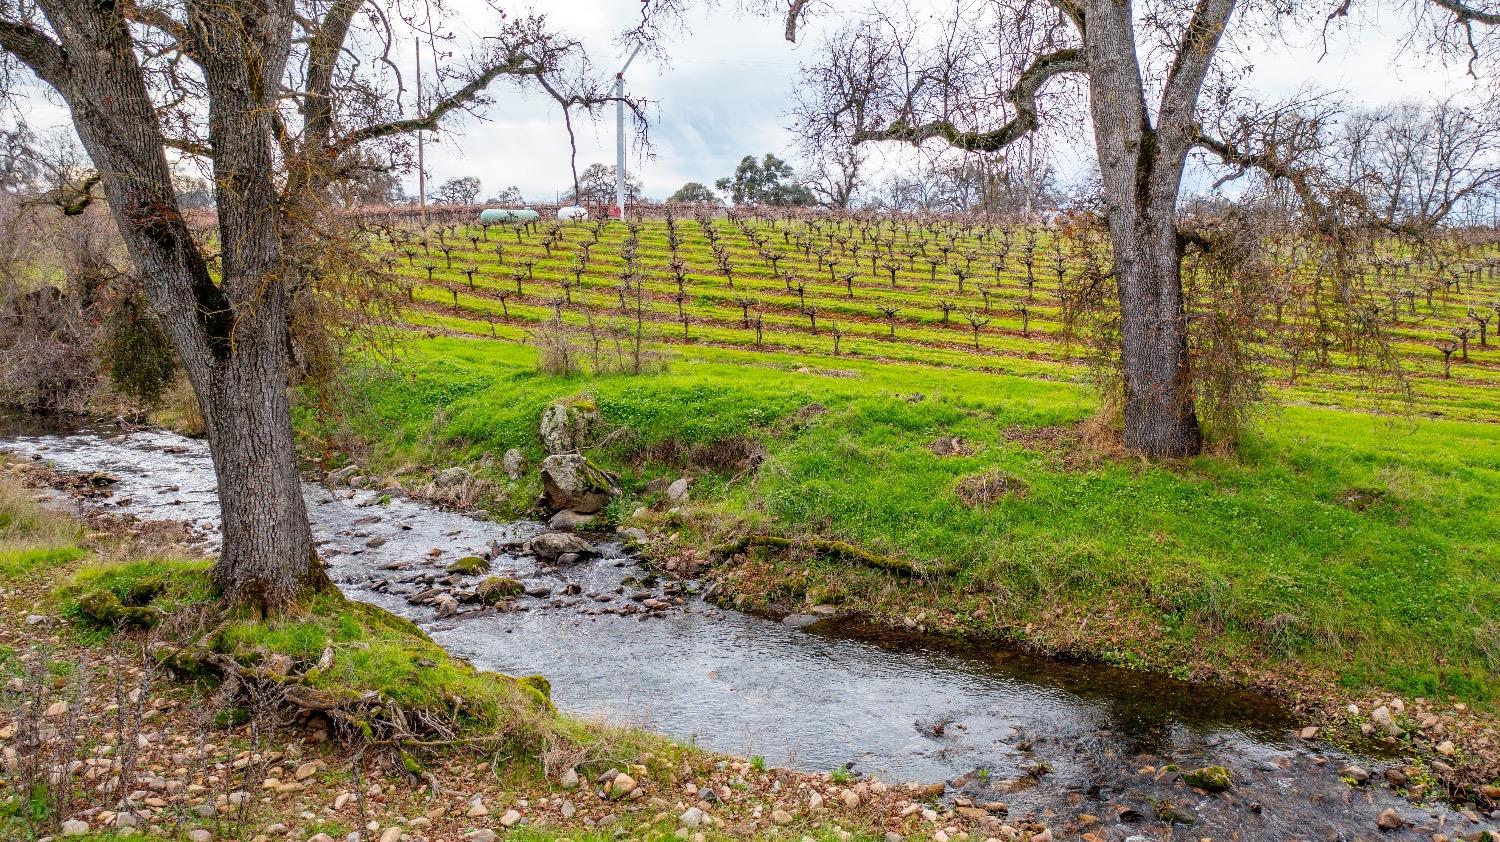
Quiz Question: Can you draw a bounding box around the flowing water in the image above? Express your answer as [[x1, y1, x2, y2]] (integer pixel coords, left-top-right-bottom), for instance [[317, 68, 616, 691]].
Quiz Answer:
[[3, 416, 1491, 842]]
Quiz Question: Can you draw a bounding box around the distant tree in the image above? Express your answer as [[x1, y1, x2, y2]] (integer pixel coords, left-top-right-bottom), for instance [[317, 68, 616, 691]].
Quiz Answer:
[[563, 163, 642, 205], [715, 154, 817, 206], [0, 124, 40, 193], [173, 176, 215, 210], [668, 181, 720, 203], [804, 145, 865, 208], [872, 148, 1060, 216], [335, 157, 405, 207], [435, 176, 483, 205], [488, 185, 525, 205]]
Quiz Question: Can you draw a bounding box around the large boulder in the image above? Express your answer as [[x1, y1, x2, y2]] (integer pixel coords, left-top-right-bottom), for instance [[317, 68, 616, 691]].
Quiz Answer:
[[539, 453, 619, 514], [539, 395, 601, 455]]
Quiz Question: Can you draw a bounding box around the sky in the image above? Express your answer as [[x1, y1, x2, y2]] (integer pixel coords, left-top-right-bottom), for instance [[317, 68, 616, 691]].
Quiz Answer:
[[6, 0, 1490, 203]]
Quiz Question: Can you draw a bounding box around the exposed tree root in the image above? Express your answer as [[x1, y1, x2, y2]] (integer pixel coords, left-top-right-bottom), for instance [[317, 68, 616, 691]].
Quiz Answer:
[[149, 633, 458, 746]]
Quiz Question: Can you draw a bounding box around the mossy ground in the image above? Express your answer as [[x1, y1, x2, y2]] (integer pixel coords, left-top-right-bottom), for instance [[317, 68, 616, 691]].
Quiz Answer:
[[328, 334, 1500, 712]]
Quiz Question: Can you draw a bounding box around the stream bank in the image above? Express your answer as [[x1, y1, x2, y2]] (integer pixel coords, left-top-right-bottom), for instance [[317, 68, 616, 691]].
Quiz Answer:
[[3, 414, 1497, 841]]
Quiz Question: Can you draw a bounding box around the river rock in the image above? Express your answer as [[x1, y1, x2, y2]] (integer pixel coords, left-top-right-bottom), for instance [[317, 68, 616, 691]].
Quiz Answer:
[[539, 454, 619, 514], [435, 466, 470, 488], [539, 396, 601, 455], [527, 531, 597, 561], [326, 465, 361, 486], [1371, 705, 1402, 736], [548, 509, 597, 531], [434, 595, 459, 618], [1183, 765, 1231, 793], [666, 477, 691, 504], [1376, 807, 1404, 829], [610, 772, 637, 798], [680, 807, 705, 828], [61, 819, 90, 836], [502, 448, 527, 480], [476, 576, 524, 604], [1340, 764, 1371, 783], [447, 556, 490, 576], [500, 809, 522, 827]]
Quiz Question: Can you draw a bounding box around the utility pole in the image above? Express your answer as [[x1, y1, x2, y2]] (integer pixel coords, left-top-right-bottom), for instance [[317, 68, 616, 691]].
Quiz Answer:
[[615, 44, 643, 221], [416, 39, 426, 225]]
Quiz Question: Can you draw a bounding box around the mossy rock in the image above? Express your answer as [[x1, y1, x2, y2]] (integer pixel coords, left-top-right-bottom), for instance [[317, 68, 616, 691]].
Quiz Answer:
[[518, 673, 552, 701], [1184, 765, 1232, 793], [76, 588, 162, 629], [476, 576, 524, 605], [447, 556, 491, 576]]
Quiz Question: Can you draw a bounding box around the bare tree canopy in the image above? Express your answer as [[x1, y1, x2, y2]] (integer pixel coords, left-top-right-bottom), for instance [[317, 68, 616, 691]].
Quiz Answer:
[[0, 0, 650, 611], [788, 0, 1496, 457]]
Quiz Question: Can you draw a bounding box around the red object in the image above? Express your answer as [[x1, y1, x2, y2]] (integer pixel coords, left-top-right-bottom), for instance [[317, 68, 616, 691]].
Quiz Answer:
[[608, 203, 622, 219]]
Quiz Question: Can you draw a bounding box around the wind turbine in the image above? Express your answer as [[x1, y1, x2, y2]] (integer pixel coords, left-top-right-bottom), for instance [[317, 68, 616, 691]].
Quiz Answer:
[[613, 44, 643, 221]]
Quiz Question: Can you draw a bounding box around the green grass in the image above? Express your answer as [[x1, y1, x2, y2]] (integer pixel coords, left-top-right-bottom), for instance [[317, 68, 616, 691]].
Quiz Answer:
[[335, 332, 1500, 706], [0, 475, 84, 580]]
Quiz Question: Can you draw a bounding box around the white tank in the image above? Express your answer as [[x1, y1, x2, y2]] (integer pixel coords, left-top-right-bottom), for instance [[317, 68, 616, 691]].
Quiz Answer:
[[557, 205, 589, 221]]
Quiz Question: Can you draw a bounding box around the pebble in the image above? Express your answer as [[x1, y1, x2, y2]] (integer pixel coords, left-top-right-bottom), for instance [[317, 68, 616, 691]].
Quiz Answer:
[[467, 795, 490, 817], [500, 808, 523, 827], [680, 807, 705, 828], [307, 835, 336, 842], [188, 830, 212, 842], [560, 768, 579, 789], [771, 809, 794, 825], [1376, 808, 1404, 830], [463, 832, 496, 842], [61, 819, 90, 836], [840, 789, 860, 808], [378, 828, 401, 842]]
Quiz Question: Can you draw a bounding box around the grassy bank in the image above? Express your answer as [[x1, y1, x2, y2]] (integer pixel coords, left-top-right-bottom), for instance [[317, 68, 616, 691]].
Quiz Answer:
[[332, 335, 1500, 710]]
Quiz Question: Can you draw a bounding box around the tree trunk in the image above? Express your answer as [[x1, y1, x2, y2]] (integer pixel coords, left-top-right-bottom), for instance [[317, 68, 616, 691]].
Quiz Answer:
[[201, 295, 327, 610], [1109, 208, 1203, 456], [1083, 0, 1213, 457], [30, 0, 328, 612]]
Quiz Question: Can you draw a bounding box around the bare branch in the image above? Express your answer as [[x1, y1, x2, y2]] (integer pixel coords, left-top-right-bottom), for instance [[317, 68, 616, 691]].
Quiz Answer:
[[854, 47, 1083, 152], [0, 17, 69, 86]]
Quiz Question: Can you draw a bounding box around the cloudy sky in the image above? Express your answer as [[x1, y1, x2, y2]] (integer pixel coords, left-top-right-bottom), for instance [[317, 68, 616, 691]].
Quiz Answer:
[[416, 0, 1485, 202], [7, 0, 1488, 202]]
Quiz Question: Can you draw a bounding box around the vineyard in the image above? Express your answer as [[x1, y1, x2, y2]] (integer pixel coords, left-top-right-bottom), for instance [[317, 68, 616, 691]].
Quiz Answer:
[[364, 206, 1500, 420]]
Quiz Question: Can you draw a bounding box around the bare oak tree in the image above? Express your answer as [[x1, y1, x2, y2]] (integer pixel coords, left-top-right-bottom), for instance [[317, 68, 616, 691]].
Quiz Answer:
[[0, 0, 634, 612], [788, 0, 1496, 456]]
